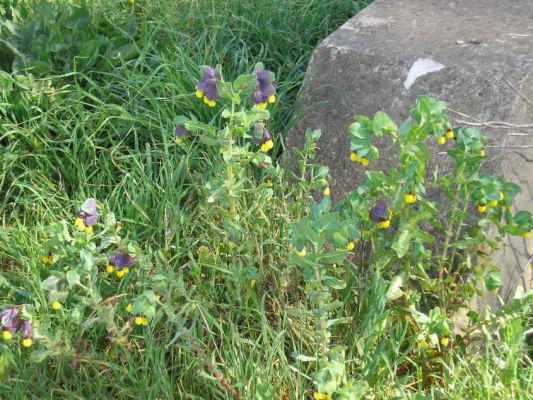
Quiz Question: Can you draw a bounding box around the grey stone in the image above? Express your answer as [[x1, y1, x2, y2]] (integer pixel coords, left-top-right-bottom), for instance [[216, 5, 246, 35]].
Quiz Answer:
[[285, 0, 533, 308]]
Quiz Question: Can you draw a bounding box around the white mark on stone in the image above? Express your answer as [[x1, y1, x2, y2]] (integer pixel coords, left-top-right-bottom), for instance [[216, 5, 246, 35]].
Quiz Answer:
[[404, 58, 445, 89], [357, 15, 392, 27]]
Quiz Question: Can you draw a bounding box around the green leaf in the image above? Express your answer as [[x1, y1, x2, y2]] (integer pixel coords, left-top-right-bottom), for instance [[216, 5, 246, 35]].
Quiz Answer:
[[372, 111, 397, 136], [233, 74, 257, 95], [386, 275, 404, 301], [291, 221, 320, 246], [66, 270, 81, 288]]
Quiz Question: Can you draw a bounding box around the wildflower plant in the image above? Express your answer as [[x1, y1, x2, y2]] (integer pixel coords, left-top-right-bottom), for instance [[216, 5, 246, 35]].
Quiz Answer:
[[288, 96, 533, 398]]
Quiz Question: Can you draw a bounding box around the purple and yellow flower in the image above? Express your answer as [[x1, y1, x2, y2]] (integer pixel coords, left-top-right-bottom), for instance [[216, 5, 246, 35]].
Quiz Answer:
[[370, 200, 391, 229], [195, 66, 220, 107], [251, 67, 276, 109], [74, 198, 99, 233], [1, 308, 21, 340], [175, 124, 188, 144], [254, 124, 274, 153], [106, 250, 135, 278], [21, 320, 33, 347]]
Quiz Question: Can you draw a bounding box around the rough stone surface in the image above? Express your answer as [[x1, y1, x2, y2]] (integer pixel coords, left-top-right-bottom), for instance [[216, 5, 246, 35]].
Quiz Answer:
[[285, 0, 533, 308]]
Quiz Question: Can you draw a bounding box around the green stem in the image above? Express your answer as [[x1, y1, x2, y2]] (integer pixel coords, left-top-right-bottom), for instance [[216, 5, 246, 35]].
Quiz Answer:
[[314, 266, 328, 361], [227, 98, 236, 214]]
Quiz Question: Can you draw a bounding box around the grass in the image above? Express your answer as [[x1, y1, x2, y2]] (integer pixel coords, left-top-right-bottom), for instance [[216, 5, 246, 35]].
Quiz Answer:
[[1, 0, 532, 399]]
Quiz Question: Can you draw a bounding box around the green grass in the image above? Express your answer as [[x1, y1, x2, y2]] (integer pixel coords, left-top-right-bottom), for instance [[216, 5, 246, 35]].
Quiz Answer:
[[1, 0, 532, 399]]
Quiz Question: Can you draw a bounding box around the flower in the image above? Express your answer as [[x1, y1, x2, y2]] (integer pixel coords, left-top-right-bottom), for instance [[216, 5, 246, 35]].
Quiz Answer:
[[297, 247, 306, 257], [255, 124, 274, 153], [445, 129, 454, 139], [477, 203, 487, 213], [75, 198, 99, 233], [360, 157, 369, 167], [370, 200, 391, 228], [266, 178, 273, 188], [41, 254, 55, 265], [21, 320, 33, 347], [350, 152, 360, 163], [1, 308, 21, 338], [108, 250, 135, 278], [134, 316, 149, 326], [51, 301, 61, 310], [522, 231, 531, 239], [313, 392, 331, 400], [437, 136, 446, 145], [488, 199, 498, 207], [126, 303, 133, 313], [440, 336, 450, 347], [251, 67, 276, 109], [195, 66, 220, 107], [175, 124, 188, 144], [404, 192, 417, 204], [323, 187, 331, 197], [346, 241, 355, 251]]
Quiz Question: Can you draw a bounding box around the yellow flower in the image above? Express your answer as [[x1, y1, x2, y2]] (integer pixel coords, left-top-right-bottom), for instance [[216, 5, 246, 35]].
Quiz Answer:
[[437, 136, 446, 145], [250, 279, 256, 288], [266, 178, 273, 188], [175, 137, 182, 144], [445, 129, 454, 139], [51, 301, 61, 311], [360, 157, 369, 167], [22, 338, 33, 348], [2, 330, 12, 341], [142, 317, 149, 326], [123, 267, 130, 274], [126, 303, 133, 313], [134, 316, 144, 326], [440, 337, 450, 347], [499, 192, 504, 201], [257, 102, 267, 109], [74, 217, 86, 231], [477, 204, 487, 213], [195, 89, 204, 99], [404, 193, 417, 204], [84, 225, 93, 234], [522, 231, 531, 239], [346, 241, 355, 251], [297, 248, 306, 257], [267, 95, 276, 104], [313, 392, 331, 400], [260, 139, 274, 153], [41, 255, 55, 265], [488, 200, 498, 207], [377, 219, 391, 229], [323, 187, 331, 197], [116, 269, 125, 278], [350, 152, 360, 163], [106, 263, 115, 273]]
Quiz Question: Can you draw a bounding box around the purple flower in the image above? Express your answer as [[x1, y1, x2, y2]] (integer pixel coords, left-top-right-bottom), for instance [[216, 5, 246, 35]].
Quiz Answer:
[[75, 198, 99, 231], [109, 250, 136, 271], [195, 67, 220, 104], [254, 124, 274, 153], [0, 307, 21, 334], [369, 200, 389, 223], [251, 67, 276, 108], [175, 124, 188, 144], [21, 320, 33, 339]]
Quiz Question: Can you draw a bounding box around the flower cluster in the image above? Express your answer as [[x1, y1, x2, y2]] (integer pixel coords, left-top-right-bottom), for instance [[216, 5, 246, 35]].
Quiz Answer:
[[74, 198, 99, 233], [350, 151, 369, 167], [106, 250, 135, 278], [251, 66, 276, 109], [195, 67, 220, 107], [436, 128, 455, 145], [1, 308, 34, 347]]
